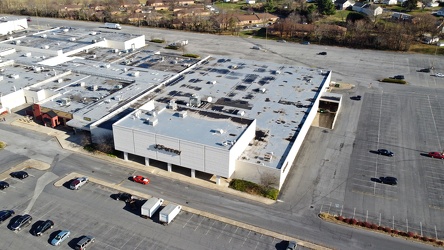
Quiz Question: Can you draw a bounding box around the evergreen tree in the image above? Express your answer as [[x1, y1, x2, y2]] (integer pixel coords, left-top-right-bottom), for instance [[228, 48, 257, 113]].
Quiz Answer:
[[316, 0, 336, 15]]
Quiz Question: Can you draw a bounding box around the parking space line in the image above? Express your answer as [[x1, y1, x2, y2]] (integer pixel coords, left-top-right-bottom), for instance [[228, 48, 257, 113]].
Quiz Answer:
[[120, 233, 135, 249], [241, 230, 251, 246], [183, 214, 194, 228], [216, 224, 227, 239], [194, 216, 204, 231], [133, 237, 145, 250], [204, 220, 216, 235], [228, 227, 239, 243]]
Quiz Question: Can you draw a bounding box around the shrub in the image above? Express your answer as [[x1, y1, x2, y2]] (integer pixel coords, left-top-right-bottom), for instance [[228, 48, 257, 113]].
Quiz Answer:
[[182, 53, 200, 58], [393, 230, 399, 235], [262, 188, 279, 200], [380, 78, 407, 84], [407, 232, 416, 238], [0, 141, 6, 149], [371, 224, 378, 230], [337, 216, 344, 221], [350, 219, 358, 225], [150, 39, 164, 43], [344, 218, 351, 224], [428, 238, 436, 242], [165, 45, 179, 50], [364, 222, 371, 228], [398, 231, 405, 236], [437, 241, 443, 246], [229, 179, 279, 200], [421, 236, 428, 241], [384, 227, 392, 233]]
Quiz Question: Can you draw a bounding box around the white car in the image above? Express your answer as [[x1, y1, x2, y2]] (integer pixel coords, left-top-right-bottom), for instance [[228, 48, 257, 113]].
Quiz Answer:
[[435, 73, 444, 77], [51, 230, 70, 246], [70, 176, 89, 190]]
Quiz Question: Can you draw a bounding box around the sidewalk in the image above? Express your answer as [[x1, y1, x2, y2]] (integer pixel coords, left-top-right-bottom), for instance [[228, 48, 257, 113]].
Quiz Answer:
[[5, 113, 332, 250]]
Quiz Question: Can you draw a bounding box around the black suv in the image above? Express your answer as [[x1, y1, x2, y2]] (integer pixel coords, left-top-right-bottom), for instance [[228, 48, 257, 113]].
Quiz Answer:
[[418, 68, 431, 73], [0, 181, 9, 190], [115, 192, 134, 202], [10, 171, 29, 179], [380, 176, 398, 185], [393, 75, 405, 80], [318, 52, 327, 55], [33, 219, 54, 236], [0, 210, 15, 224], [377, 149, 394, 157], [11, 214, 32, 231]]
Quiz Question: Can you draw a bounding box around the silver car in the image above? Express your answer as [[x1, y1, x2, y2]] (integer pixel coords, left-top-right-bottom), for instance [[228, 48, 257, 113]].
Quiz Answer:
[[70, 177, 89, 190], [51, 230, 70, 246]]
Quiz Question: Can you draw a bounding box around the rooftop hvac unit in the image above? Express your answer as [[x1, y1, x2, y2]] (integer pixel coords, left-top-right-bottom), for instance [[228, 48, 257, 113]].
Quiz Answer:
[[114, 49, 119, 53], [178, 111, 187, 118], [42, 45, 49, 49], [57, 78, 63, 83], [80, 82, 86, 87], [12, 40, 21, 45], [25, 52, 31, 57], [0, 76, 3, 81], [105, 64, 110, 68], [215, 129, 224, 134], [167, 99, 177, 110], [40, 34, 47, 38], [259, 88, 266, 93], [61, 98, 71, 106], [91, 85, 98, 91], [63, 28, 69, 32], [189, 94, 201, 107], [10, 74, 19, 79], [132, 71, 140, 77], [90, 31, 97, 35], [115, 85, 123, 89], [69, 37, 76, 41], [144, 118, 158, 126]]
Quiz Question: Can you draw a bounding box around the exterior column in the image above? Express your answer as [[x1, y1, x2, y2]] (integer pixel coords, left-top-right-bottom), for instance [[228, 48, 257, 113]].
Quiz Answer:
[[167, 163, 172, 172], [145, 157, 150, 166], [123, 152, 128, 161], [216, 175, 221, 185], [191, 169, 195, 178]]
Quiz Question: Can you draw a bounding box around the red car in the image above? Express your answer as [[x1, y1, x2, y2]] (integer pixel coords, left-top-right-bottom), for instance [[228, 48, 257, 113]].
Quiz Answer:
[[428, 152, 444, 159], [132, 175, 150, 185]]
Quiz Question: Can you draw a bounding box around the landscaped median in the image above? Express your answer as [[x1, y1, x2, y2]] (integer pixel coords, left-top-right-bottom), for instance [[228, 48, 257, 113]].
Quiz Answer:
[[379, 78, 407, 84], [319, 212, 444, 247]]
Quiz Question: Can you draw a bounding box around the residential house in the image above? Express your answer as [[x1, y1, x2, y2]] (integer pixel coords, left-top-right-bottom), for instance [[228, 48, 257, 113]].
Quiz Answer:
[[382, 0, 397, 4], [353, 3, 382, 16], [175, 7, 212, 18], [214, 12, 279, 29], [146, 0, 195, 11], [335, 0, 353, 10]]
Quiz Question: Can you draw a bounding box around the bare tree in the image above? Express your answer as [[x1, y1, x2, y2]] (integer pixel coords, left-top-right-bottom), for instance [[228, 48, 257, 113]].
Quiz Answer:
[[260, 172, 278, 189]]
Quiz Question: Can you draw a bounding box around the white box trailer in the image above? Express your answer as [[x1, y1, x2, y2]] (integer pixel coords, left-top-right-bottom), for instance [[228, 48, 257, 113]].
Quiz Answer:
[[141, 197, 164, 218], [159, 203, 182, 225], [104, 22, 122, 30]]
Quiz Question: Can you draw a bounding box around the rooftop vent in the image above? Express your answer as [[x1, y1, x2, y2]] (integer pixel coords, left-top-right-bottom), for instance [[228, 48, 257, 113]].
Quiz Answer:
[[61, 98, 71, 106], [69, 37, 76, 41], [213, 129, 224, 134], [40, 34, 47, 38], [167, 99, 177, 110], [178, 111, 187, 118]]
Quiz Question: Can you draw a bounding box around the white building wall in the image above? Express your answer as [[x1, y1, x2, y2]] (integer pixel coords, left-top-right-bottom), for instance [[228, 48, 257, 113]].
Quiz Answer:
[[123, 35, 146, 50], [276, 71, 332, 189], [0, 89, 26, 112], [23, 89, 47, 104], [180, 140, 205, 171], [229, 120, 256, 177], [233, 160, 281, 187], [113, 126, 135, 153], [155, 135, 181, 165], [134, 130, 157, 158], [0, 19, 28, 35], [205, 146, 230, 177]]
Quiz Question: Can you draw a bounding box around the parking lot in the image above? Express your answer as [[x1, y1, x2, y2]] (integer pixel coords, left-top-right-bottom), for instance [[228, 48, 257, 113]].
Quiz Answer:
[[0, 168, 297, 250], [321, 88, 444, 238]]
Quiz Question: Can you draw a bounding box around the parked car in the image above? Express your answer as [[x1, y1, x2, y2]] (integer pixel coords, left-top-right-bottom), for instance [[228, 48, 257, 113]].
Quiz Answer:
[[287, 241, 297, 250], [393, 75, 405, 80], [377, 149, 394, 156], [380, 176, 398, 185], [435, 73, 444, 77], [70, 177, 89, 190], [428, 152, 444, 159], [0, 210, 15, 224], [317, 51, 327, 55], [10, 171, 28, 179], [75, 235, 95, 250], [33, 219, 54, 236], [277, 39, 287, 43], [0, 181, 9, 190], [132, 175, 150, 185], [115, 192, 134, 202], [418, 68, 431, 73], [301, 41, 310, 45], [11, 214, 32, 231], [51, 230, 70, 246], [351, 95, 362, 101]]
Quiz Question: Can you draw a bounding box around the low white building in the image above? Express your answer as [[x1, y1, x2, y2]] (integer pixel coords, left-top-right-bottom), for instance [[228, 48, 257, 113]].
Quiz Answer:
[[0, 17, 28, 35]]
